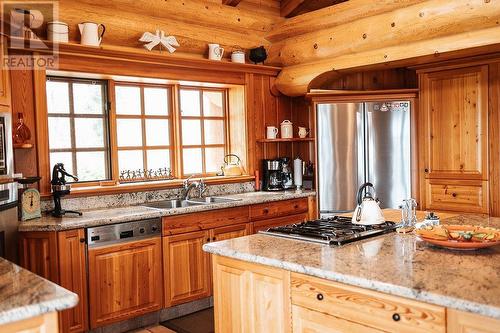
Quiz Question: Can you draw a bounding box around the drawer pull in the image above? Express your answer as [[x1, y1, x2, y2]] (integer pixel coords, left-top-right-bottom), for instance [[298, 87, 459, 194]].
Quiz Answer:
[[79, 238, 85, 243], [206, 238, 211, 242], [452, 193, 457, 197], [424, 168, 429, 173], [294, 204, 299, 209], [392, 313, 400, 322], [212, 237, 216, 241], [316, 293, 324, 301], [263, 208, 269, 214]]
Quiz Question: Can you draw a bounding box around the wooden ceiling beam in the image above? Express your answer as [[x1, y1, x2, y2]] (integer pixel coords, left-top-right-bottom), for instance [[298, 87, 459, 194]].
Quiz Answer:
[[280, 0, 306, 17], [222, 0, 243, 6]]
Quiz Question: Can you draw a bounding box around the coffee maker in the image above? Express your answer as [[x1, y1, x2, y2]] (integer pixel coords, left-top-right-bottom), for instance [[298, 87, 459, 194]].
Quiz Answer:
[[262, 159, 283, 191]]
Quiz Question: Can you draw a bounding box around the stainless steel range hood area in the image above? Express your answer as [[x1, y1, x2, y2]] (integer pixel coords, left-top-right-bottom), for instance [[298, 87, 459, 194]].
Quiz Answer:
[[317, 100, 412, 217]]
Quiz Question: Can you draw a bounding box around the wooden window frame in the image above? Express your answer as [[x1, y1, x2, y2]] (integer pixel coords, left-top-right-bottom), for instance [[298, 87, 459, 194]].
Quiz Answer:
[[45, 76, 111, 186], [177, 85, 230, 177], [113, 82, 175, 182]]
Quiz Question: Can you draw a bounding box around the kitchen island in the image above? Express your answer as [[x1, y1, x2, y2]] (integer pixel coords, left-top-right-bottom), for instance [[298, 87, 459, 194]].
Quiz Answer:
[[0, 257, 78, 332], [203, 212, 500, 333]]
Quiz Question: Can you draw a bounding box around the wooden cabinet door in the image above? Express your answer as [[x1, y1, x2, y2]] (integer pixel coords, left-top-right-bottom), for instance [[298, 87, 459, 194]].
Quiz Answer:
[[292, 305, 384, 333], [0, 37, 10, 107], [18, 231, 59, 283], [212, 255, 291, 333], [252, 213, 308, 233], [57, 229, 88, 333], [447, 309, 500, 333], [421, 66, 488, 180], [210, 223, 250, 242], [0, 313, 58, 333], [88, 237, 162, 328], [163, 230, 211, 307]]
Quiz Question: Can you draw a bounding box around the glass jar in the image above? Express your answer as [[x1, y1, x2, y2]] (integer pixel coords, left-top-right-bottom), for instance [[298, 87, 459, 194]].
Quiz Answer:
[[13, 112, 31, 144]]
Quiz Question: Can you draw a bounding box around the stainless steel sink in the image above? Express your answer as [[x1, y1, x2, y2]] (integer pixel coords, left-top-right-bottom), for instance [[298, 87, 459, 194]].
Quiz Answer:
[[144, 199, 204, 209], [187, 196, 242, 204]]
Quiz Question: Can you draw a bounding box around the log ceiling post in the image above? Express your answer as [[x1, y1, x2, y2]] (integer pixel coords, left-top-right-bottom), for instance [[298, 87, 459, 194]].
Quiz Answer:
[[222, 0, 243, 6]]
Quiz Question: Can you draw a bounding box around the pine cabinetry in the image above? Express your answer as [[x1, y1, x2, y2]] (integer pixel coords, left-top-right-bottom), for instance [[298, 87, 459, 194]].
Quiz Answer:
[[250, 198, 309, 232], [420, 65, 489, 213], [212, 255, 291, 333], [447, 309, 500, 333], [87, 237, 162, 328], [0, 313, 58, 333]]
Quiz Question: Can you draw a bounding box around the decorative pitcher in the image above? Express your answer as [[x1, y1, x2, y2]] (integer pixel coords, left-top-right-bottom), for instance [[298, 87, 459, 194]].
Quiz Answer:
[[78, 22, 105, 46]]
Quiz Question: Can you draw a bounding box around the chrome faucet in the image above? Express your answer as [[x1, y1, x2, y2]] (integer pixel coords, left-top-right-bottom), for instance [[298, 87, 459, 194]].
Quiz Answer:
[[180, 176, 206, 200]]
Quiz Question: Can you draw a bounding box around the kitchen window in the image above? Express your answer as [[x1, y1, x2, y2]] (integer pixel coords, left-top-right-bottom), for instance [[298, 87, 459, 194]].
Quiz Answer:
[[179, 88, 227, 176], [45, 76, 233, 185], [46, 77, 111, 182]]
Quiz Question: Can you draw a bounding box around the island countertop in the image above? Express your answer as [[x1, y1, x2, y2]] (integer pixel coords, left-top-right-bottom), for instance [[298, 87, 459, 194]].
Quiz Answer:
[[0, 257, 78, 325], [203, 214, 500, 320], [19, 190, 315, 232]]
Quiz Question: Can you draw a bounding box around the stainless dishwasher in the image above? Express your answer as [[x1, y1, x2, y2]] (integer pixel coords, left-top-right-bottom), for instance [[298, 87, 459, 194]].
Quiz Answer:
[[86, 218, 163, 328]]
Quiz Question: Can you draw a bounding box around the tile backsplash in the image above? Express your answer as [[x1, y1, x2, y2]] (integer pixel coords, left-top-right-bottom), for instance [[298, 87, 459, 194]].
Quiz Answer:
[[41, 181, 255, 212]]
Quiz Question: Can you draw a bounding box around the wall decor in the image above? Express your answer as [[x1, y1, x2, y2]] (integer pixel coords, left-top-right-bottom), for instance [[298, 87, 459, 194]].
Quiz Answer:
[[139, 30, 180, 53]]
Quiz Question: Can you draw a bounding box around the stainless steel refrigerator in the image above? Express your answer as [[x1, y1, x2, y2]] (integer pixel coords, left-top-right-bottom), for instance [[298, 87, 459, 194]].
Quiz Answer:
[[317, 101, 411, 216]]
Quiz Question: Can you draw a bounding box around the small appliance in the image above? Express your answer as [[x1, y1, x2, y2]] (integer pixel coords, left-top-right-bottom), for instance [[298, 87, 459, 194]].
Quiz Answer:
[[281, 157, 293, 190], [352, 183, 385, 225], [262, 159, 283, 191], [51, 163, 82, 217]]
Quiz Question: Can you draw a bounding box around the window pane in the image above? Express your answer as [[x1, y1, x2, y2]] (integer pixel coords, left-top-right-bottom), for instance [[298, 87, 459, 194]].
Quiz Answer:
[[116, 86, 141, 115], [181, 119, 201, 145], [75, 118, 105, 148], [145, 119, 169, 146], [144, 88, 169, 115], [48, 117, 71, 149], [50, 152, 73, 177], [73, 83, 104, 114], [203, 91, 224, 116], [183, 148, 202, 175], [204, 120, 225, 145], [205, 147, 224, 173], [117, 119, 142, 147], [147, 149, 170, 170], [76, 151, 107, 181], [180, 89, 201, 116], [118, 150, 144, 173], [46, 81, 70, 114]]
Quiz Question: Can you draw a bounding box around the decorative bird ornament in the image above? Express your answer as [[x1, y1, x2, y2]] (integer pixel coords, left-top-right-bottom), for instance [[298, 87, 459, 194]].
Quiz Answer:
[[139, 30, 179, 53]]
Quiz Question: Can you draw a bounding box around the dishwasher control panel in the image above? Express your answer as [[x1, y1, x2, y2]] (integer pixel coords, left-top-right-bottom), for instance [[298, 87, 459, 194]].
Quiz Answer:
[[87, 218, 161, 247]]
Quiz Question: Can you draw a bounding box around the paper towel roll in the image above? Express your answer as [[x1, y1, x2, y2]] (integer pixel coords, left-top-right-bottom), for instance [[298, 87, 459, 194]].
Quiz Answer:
[[294, 157, 302, 187]]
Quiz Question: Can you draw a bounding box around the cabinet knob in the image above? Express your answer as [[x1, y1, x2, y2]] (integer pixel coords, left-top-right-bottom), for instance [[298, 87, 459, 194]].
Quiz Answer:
[[294, 204, 299, 209], [263, 208, 269, 214], [206, 238, 211, 242], [452, 193, 457, 198], [79, 238, 85, 243], [212, 237, 216, 241], [392, 313, 401, 322], [424, 168, 429, 173], [316, 293, 324, 301]]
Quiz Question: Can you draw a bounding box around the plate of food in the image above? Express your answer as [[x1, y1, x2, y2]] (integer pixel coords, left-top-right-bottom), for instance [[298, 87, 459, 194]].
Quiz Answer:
[[415, 225, 500, 250]]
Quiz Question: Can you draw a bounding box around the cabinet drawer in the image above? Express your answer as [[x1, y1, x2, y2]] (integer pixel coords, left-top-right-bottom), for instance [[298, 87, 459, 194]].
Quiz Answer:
[[291, 273, 445, 333], [293, 305, 384, 333], [425, 179, 488, 213], [252, 213, 308, 233], [250, 198, 308, 221], [162, 207, 249, 235]]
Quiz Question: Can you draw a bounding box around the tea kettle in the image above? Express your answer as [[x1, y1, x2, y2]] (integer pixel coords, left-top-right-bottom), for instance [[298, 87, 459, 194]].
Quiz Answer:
[[352, 183, 385, 225], [223, 154, 243, 176]]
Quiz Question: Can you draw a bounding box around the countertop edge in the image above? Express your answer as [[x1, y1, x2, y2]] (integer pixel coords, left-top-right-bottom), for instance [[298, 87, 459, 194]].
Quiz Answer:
[[203, 241, 500, 320], [19, 191, 316, 232], [0, 290, 78, 325]]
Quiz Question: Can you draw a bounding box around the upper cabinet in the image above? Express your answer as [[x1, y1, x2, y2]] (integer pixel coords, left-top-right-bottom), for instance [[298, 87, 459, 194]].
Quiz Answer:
[[0, 37, 11, 107], [420, 65, 489, 213]]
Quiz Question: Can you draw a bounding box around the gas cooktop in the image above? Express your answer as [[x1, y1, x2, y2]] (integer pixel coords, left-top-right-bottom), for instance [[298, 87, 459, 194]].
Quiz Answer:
[[259, 216, 398, 246]]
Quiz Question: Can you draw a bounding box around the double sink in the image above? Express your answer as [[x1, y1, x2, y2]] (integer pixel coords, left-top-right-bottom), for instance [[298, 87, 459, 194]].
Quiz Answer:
[[143, 196, 241, 210]]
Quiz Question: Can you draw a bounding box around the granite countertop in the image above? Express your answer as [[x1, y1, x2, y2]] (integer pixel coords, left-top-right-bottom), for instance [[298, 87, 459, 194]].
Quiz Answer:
[[203, 214, 500, 320], [19, 190, 315, 232], [0, 258, 78, 325]]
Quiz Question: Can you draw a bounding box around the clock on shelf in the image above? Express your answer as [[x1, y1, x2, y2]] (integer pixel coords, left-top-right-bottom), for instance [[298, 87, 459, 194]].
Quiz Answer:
[[14, 177, 42, 221]]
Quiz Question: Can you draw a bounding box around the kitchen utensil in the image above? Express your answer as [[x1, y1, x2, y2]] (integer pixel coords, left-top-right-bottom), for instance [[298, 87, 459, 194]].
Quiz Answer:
[[231, 49, 245, 63], [249, 46, 267, 64], [266, 126, 278, 139], [352, 183, 385, 225], [400, 198, 417, 227], [51, 163, 83, 217], [298, 126, 309, 138], [223, 154, 243, 176], [208, 43, 224, 61], [79, 22, 105, 46], [47, 21, 69, 43], [280, 120, 293, 139]]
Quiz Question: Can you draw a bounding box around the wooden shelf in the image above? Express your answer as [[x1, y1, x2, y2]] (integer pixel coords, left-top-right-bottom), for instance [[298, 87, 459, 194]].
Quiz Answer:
[[257, 138, 314, 143], [14, 143, 34, 149]]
